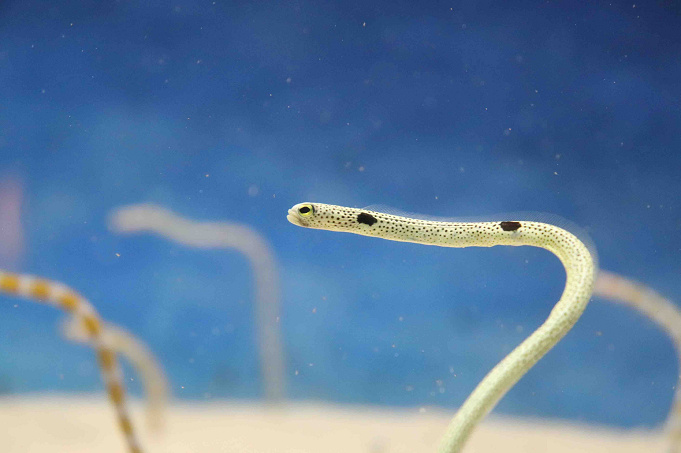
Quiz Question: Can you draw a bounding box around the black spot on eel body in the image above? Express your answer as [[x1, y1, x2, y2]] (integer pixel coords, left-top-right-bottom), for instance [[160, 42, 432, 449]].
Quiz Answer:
[[500, 221, 522, 232], [357, 212, 378, 226]]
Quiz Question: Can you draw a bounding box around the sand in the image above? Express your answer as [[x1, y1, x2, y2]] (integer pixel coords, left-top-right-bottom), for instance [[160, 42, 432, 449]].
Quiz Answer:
[[0, 396, 664, 452]]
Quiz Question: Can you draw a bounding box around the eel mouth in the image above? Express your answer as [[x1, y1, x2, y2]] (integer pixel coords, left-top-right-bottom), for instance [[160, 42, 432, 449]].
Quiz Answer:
[[287, 207, 304, 227]]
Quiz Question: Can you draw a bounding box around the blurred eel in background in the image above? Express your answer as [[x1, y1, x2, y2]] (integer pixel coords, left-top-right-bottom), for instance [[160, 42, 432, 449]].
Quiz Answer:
[[108, 203, 285, 403]]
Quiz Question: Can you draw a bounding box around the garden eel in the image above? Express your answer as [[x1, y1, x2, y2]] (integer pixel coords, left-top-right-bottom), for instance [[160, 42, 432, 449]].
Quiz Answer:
[[287, 202, 596, 453], [0, 271, 142, 453], [108, 203, 285, 403], [62, 316, 168, 433], [594, 271, 681, 453]]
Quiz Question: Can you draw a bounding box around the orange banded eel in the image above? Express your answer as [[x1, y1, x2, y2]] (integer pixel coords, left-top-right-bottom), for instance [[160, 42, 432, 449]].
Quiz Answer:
[[0, 271, 142, 453], [61, 316, 168, 433]]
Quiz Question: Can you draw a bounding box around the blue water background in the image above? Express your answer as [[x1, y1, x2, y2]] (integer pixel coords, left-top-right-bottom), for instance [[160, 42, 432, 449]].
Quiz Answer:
[[0, 0, 680, 429]]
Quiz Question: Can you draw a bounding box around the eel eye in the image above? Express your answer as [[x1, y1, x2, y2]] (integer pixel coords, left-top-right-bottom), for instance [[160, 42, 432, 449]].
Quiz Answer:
[[298, 204, 314, 217]]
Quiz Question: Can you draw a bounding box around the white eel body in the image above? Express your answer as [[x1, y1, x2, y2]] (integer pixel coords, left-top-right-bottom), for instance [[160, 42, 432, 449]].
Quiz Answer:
[[287, 202, 596, 453]]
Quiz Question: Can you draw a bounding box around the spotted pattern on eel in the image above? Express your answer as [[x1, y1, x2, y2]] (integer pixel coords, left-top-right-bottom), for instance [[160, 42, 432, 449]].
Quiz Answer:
[[288, 202, 596, 453]]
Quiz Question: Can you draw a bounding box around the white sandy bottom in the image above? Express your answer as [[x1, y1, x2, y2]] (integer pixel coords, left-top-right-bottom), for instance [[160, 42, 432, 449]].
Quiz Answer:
[[0, 396, 665, 452]]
